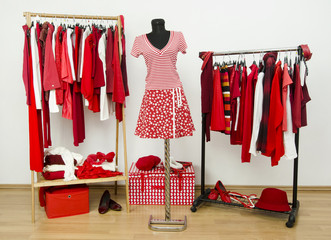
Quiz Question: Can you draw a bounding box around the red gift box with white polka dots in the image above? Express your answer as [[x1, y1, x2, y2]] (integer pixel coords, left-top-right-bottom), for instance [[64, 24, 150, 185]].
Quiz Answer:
[[129, 162, 195, 205]]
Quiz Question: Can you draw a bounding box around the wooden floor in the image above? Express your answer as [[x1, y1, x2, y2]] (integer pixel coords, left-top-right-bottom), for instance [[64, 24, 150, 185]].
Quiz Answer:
[[0, 187, 331, 240]]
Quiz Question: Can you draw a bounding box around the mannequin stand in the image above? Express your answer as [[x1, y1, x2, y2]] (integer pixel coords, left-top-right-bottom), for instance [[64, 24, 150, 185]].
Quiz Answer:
[[148, 139, 187, 232]]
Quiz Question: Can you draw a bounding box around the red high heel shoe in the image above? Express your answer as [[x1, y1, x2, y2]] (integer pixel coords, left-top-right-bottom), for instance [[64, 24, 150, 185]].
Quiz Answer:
[[208, 188, 219, 200], [215, 180, 231, 203]]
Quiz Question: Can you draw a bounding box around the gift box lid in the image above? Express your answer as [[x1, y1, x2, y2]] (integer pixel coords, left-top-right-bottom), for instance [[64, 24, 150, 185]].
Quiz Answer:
[[129, 162, 194, 177]]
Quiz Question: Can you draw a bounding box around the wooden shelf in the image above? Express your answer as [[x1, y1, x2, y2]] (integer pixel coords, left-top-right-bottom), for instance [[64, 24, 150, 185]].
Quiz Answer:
[[33, 174, 127, 188]]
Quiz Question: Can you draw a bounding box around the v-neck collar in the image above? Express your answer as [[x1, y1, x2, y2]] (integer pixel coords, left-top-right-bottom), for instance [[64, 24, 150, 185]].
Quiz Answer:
[[144, 31, 174, 55]]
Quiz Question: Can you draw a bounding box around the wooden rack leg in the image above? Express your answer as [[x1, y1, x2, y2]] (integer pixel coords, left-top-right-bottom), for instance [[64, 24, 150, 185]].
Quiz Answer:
[[122, 104, 130, 213], [31, 171, 35, 223], [115, 119, 119, 195]]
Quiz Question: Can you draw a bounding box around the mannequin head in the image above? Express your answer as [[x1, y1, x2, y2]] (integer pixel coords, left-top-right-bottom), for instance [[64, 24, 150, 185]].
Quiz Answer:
[[151, 18, 166, 32]]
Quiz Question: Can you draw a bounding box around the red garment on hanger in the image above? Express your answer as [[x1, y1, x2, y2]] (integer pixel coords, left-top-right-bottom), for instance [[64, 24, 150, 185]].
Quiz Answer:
[[112, 25, 125, 121], [230, 66, 241, 145], [263, 61, 284, 166], [241, 64, 258, 163], [199, 51, 213, 142], [55, 25, 64, 105], [43, 23, 61, 91], [291, 64, 302, 133], [23, 25, 44, 172], [37, 23, 52, 147], [211, 67, 225, 131], [106, 28, 114, 93]]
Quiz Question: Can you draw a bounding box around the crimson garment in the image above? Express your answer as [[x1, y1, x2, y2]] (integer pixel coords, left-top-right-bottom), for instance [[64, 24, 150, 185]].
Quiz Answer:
[[237, 66, 248, 144], [241, 64, 258, 163], [37, 23, 52, 148], [72, 27, 85, 146], [230, 66, 241, 145], [211, 67, 225, 131], [81, 34, 94, 104], [112, 26, 125, 121], [199, 51, 213, 142], [55, 26, 64, 105], [291, 64, 302, 133], [23, 25, 44, 172], [92, 27, 105, 88], [301, 81, 311, 127], [263, 61, 284, 166], [256, 52, 277, 153], [106, 28, 114, 93], [22, 25, 31, 105], [121, 32, 129, 96], [43, 23, 61, 91]]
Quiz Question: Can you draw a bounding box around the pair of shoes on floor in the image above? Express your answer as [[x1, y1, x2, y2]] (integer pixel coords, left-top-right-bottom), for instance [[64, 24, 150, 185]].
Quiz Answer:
[[98, 190, 122, 214], [208, 180, 231, 203]]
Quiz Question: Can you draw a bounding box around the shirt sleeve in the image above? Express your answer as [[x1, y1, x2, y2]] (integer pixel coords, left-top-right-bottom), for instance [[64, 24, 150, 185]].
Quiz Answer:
[[178, 32, 187, 54], [131, 36, 142, 58]]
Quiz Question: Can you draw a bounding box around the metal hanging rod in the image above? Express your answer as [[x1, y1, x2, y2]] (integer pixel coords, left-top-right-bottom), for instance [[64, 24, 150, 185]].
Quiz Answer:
[[23, 12, 119, 21], [206, 46, 300, 56]]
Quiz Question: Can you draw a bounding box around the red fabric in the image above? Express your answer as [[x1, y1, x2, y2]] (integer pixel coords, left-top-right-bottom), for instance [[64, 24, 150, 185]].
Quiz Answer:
[[36, 23, 52, 148], [199, 51, 214, 142], [42, 171, 65, 180], [291, 64, 303, 133], [72, 28, 85, 146], [43, 23, 61, 91], [106, 28, 114, 93], [112, 26, 125, 105], [263, 61, 284, 166], [77, 161, 123, 179], [136, 155, 161, 171], [237, 66, 247, 143], [92, 27, 105, 88], [22, 25, 31, 105], [241, 64, 258, 163], [23, 26, 43, 172], [211, 67, 225, 131], [86, 152, 115, 165], [55, 26, 64, 105], [230, 67, 241, 145], [60, 30, 74, 84], [81, 34, 94, 103]]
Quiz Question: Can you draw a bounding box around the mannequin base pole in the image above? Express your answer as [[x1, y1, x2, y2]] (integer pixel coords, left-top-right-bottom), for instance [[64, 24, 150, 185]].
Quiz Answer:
[[148, 215, 187, 232]]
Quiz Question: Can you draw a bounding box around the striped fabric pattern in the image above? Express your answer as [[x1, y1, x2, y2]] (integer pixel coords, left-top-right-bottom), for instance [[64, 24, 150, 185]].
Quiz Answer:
[[131, 31, 187, 90], [220, 68, 231, 134]]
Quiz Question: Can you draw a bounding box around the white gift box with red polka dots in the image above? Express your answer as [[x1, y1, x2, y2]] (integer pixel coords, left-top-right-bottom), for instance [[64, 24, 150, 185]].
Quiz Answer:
[[129, 162, 195, 205]]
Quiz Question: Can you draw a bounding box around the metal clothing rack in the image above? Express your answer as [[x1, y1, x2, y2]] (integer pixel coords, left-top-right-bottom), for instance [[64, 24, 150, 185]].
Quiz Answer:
[[23, 12, 129, 222], [191, 46, 305, 228]]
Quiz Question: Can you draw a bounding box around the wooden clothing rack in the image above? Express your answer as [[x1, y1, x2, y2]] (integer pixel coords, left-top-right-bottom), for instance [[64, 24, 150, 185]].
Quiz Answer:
[[23, 11, 129, 222], [191, 46, 305, 228]]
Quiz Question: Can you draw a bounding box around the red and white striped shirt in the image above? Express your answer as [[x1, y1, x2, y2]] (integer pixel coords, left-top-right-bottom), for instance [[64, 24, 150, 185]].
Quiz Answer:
[[131, 31, 187, 90]]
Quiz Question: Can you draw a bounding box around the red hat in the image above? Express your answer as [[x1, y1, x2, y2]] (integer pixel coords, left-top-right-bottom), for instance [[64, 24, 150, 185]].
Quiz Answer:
[[136, 155, 161, 171], [255, 188, 291, 212]]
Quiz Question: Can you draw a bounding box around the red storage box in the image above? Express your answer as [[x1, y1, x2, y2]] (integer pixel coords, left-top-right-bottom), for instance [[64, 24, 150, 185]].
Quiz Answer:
[[129, 162, 195, 205], [45, 184, 89, 218]]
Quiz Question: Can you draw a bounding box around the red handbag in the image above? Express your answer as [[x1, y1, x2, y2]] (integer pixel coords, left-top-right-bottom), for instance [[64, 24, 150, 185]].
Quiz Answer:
[[299, 44, 312, 61]]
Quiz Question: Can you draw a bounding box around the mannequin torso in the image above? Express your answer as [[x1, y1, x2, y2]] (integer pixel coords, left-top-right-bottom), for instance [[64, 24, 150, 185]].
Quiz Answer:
[[146, 19, 170, 50]]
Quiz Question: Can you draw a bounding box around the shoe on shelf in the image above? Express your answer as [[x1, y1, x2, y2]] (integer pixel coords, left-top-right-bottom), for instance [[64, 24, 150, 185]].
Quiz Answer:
[[208, 188, 219, 200], [215, 180, 231, 203], [98, 190, 110, 214], [109, 198, 122, 211]]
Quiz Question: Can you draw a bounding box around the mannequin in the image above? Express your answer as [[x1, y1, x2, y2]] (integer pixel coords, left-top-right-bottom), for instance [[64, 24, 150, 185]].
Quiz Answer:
[[131, 18, 193, 231], [146, 19, 170, 50]]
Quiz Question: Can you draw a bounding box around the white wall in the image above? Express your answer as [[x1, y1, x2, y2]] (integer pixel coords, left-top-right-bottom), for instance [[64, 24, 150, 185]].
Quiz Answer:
[[0, 0, 330, 186]]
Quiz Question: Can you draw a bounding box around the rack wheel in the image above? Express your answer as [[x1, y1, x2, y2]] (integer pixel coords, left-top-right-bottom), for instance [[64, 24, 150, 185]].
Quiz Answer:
[[286, 215, 295, 228], [190, 206, 197, 212]]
